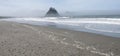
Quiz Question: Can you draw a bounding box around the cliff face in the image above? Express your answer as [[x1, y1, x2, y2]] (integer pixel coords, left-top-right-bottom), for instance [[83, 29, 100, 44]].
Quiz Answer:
[[45, 7, 60, 17]]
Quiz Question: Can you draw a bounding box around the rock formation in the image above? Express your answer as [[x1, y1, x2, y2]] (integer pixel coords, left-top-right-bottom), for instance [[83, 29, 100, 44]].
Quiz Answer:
[[45, 7, 60, 17]]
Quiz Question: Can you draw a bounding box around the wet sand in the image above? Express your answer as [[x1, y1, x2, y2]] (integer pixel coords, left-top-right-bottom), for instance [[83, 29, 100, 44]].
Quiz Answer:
[[0, 21, 120, 56]]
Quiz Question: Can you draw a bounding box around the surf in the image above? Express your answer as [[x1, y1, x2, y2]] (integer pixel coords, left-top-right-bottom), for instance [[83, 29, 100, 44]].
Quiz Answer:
[[1, 17, 120, 38]]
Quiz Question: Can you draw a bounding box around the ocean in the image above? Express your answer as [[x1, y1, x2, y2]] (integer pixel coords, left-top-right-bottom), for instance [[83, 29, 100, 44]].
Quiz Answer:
[[1, 16, 120, 38]]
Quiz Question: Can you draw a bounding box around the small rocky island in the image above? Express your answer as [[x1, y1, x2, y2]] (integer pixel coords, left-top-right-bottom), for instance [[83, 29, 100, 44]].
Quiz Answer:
[[45, 7, 60, 17]]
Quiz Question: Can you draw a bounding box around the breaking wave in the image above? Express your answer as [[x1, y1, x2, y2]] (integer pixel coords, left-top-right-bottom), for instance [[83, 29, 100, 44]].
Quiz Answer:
[[1, 17, 120, 37]]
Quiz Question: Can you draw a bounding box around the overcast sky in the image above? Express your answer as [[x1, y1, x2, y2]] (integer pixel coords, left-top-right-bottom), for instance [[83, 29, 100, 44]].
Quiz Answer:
[[0, 0, 120, 17]]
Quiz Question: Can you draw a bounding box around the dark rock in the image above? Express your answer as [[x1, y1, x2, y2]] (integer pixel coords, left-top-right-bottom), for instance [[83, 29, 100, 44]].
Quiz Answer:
[[45, 7, 60, 17]]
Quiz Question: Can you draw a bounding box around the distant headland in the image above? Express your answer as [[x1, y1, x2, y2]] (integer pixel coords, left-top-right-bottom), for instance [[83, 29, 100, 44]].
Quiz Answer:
[[45, 7, 60, 17]]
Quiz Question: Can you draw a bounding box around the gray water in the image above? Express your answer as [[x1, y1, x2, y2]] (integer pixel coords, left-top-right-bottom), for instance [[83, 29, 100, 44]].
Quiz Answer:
[[1, 17, 120, 38]]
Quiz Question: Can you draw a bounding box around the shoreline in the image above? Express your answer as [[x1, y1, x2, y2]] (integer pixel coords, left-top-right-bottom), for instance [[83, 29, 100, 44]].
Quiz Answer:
[[0, 21, 120, 56], [1, 18, 120, 38]]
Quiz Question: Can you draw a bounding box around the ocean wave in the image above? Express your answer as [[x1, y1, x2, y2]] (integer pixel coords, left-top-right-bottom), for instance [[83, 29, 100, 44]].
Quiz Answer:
[[1, 17, 120, 34], [13, 18, 120, 25], [85, 24, 120, 33]]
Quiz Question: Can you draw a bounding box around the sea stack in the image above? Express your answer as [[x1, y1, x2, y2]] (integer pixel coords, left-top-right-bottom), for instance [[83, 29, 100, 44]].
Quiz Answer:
[[45, 7, 60, 17]]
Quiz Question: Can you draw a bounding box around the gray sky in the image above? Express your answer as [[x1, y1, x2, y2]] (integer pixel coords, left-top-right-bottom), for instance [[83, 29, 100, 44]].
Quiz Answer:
[[0, 0, 120, 17]]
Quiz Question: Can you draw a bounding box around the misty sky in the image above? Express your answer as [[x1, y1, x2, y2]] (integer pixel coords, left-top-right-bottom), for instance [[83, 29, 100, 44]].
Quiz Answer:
[[0, 0, 120, 17]]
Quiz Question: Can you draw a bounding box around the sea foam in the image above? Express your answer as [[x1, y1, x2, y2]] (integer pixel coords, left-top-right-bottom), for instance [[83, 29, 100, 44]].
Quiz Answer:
[[1, 17, 120, 37]]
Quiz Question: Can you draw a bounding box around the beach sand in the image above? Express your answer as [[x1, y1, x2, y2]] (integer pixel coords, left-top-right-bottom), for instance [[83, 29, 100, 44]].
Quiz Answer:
[[0, 21, 120, 56]]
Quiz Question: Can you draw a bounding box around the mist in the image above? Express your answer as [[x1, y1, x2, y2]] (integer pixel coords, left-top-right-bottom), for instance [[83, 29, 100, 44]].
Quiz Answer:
[[0, 0, 120, 17]]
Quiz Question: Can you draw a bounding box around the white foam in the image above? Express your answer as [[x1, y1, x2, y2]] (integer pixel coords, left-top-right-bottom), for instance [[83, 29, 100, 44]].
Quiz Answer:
[[2, 18, 120, 33], [85, 24, 120, 33], [13, 18, 120, 25]]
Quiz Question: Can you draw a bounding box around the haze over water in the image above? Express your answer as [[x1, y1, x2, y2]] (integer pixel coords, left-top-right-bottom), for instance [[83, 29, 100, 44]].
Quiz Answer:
[[0, 0, 120, 17]]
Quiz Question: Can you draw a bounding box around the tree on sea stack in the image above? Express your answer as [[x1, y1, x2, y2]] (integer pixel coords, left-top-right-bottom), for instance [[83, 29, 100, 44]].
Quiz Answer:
[[45, 7, 60, 17]]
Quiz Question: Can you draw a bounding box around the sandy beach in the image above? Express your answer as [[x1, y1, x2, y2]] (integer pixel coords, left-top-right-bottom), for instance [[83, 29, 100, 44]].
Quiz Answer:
[[0, 21, 120, 56]]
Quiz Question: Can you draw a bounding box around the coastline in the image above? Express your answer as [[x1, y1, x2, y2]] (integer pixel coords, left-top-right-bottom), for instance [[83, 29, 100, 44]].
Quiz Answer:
[[0, 21, 120, 56]]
